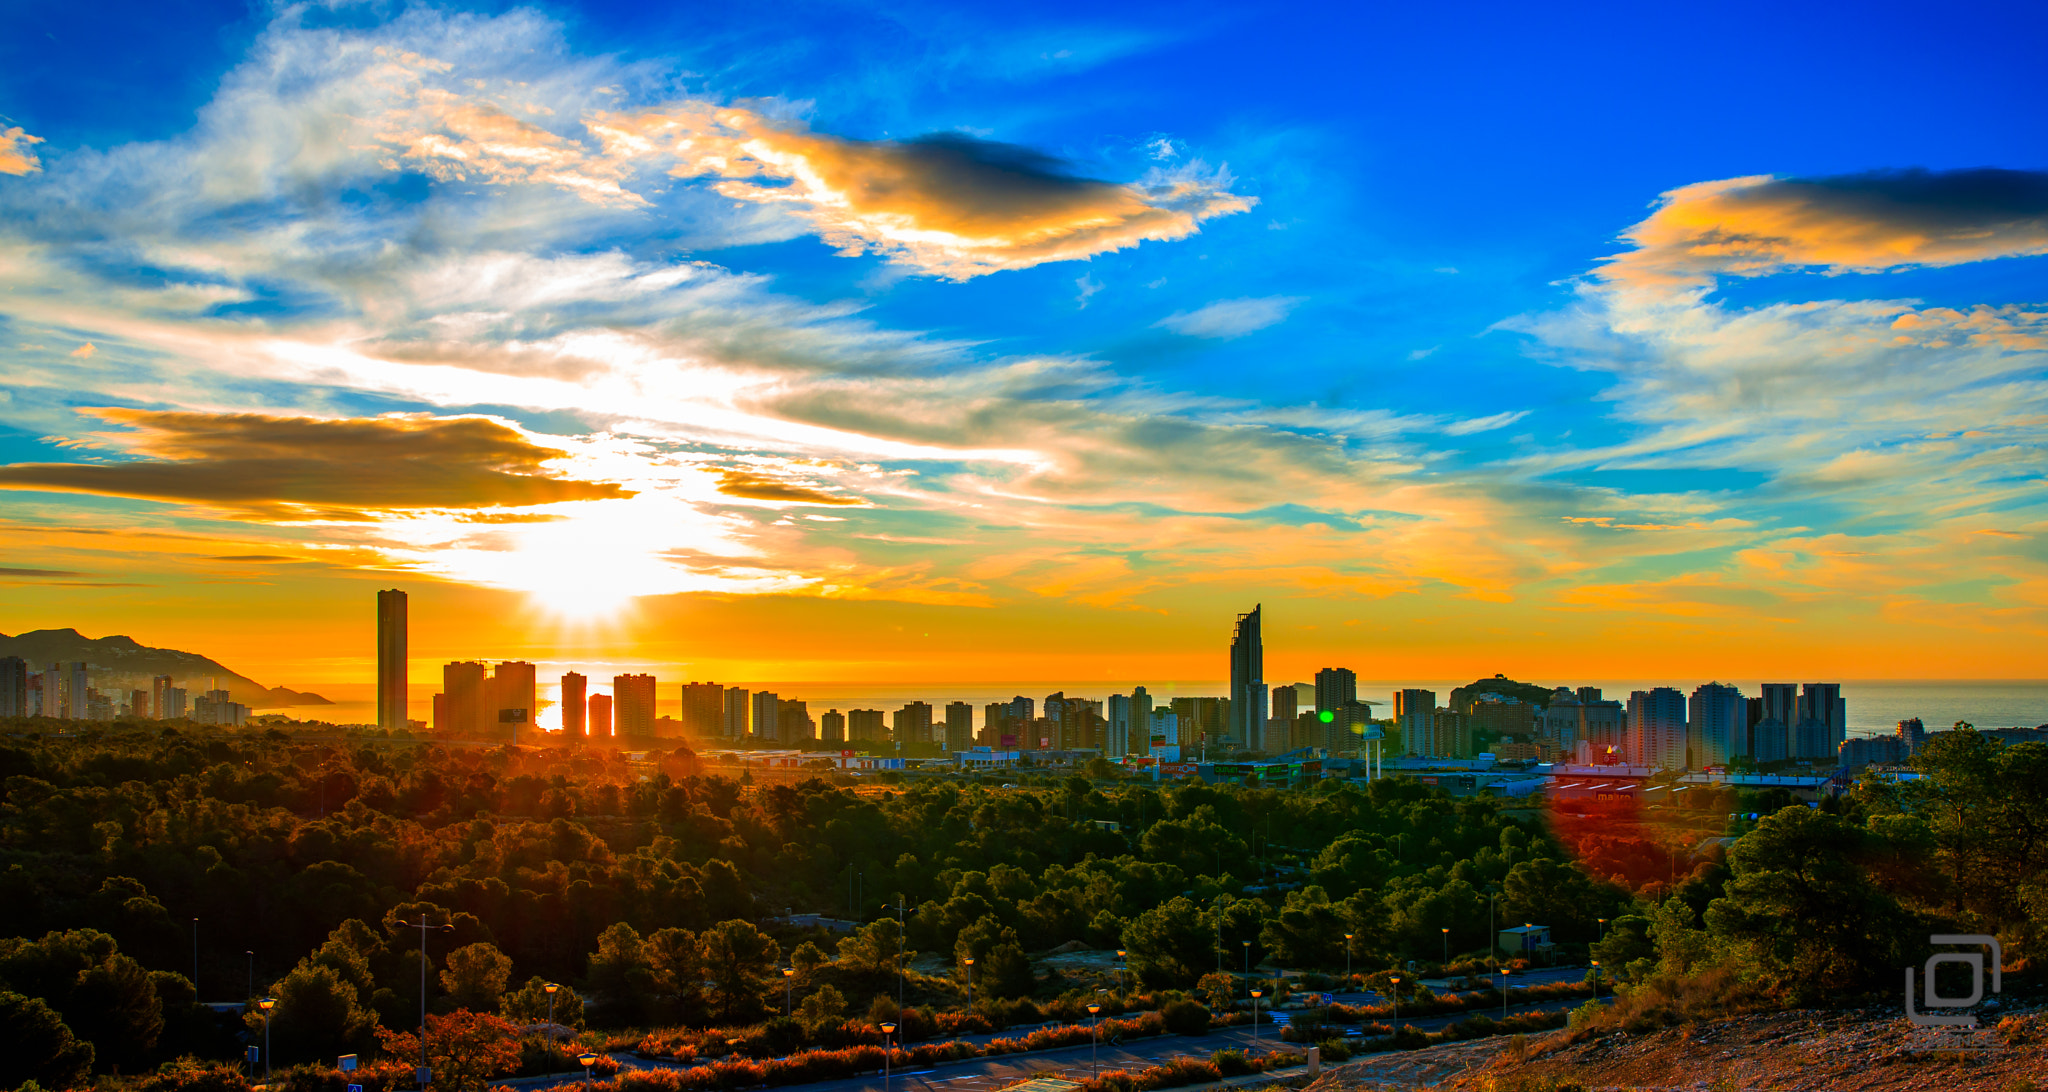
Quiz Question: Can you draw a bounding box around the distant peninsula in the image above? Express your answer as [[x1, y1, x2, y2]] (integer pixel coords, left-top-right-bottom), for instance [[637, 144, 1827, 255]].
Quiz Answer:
[[0, 628, 331, 709]]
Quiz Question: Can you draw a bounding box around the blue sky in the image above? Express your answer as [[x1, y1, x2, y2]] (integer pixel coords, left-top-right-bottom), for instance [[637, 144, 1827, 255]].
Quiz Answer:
[[1, 0, 2045, 684]]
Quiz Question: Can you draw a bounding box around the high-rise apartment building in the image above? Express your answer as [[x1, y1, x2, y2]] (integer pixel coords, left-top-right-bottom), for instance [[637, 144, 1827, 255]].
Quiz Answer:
[[128, 689, 148, 718], [1795, 683, 1846, 760], [1149, 708, 1179, 750], [1107, 694, 1133, 757], [680, 683, 725, 737], [1751, 684, 1797, 763], [151, 674, 174, 721], [1688, 682, 1746, 766], [435, 662, 486, 735], [588, 693, 613, 738], [980, 704, 1010, 747], [614, 673, 656, 737], [1897, 717, 1927, 755], [1228, 604, 1266, 748], [1627, 687, 1689, 769], [820, 709, 846, 742], [161, 686, 187, 720], [751, 690, 781, 742], [944, 702, 974, 751], [722, 688, 750, 738], [0, 656, 26, 718], [490, 661, 537, 741], [1006, 695, 1034, 722], [1394, 689, 1436, 756], [1269, 684, 1297, 726], [849, 709, 885, 742], [1428, 708, 1472, 759], [894, 701, 934, 745], [1314, 668, 1357, 714], [561, 672, 587, 740], [779, 698, 813, 741], [376, 589, 407, 731]]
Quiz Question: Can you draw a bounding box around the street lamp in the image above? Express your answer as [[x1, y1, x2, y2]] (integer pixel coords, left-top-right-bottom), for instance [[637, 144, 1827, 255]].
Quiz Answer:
[[1241, 941, 1250, 994], [1597, 918, 1608, 943], [881, 1021, 897, 1092], [783, 967, 795, 1016], [1249, 989, 1262, 1049], [1441, 927, 1449, 966], [1589, 960, 1601, 1002], [1116, 949, 1127, 995], [578, 1052, 598, 1090], [964, 957, 975, 1013], [1342, 933, 1354, 990], [415, 916, 454, 1089], [1388, 976, 1400, 1024], [1500, 966, 1511, 1020], [1088, 1003, 1101, 1076], [545, 983, 560, 1073], [258, 997, 276, 1085]]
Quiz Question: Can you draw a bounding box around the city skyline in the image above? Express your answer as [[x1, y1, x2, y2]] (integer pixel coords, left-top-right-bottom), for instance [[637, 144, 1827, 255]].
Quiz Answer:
[[1, 3, 2044, 688]]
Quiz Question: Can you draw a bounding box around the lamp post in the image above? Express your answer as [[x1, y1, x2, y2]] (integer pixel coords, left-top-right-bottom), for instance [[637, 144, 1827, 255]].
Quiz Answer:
[[1441, 927, 1449, 966], [1088, 1003, 1101, 1076], [258, 997, 276, 1085], [964, 957, 975, 1013], [1500, 967, 1510, 1021], [1589, 960, 1601, 1002], [545, 983, 560, 1072], [783, 967, 795, 1016], [1342, 933, 1353, 991], [416, 916, 453, 1089], [881, 1021, 897, 1092], [1241, 940, 1250, 995], [1388, 976, 1400, 1024], [1597, 918, 1608, 943], [1116, 949, 1127, 996], [1249, 989, 1262, 1050], [578, 1052, 598, 1090]]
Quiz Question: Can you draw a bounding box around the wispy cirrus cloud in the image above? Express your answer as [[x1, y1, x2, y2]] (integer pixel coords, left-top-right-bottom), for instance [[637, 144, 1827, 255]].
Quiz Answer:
[[1154, 295, 1302, 338]]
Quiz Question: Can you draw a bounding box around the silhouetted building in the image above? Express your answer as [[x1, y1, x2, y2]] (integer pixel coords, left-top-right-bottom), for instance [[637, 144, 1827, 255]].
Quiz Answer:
[[981, 703, 1011, 747], [1689, 682, 1745, 766], [589, 693, 612, 738], [1428, 708, 1472, 759], [1229, 604, 1266, 748], [151, 674, 174, 721], [1315, 668, 1357, 715], [1898, 717, 1927, 755], [614, 673, 656, 737], [722, 687, 750, 737], [1795, 683, 1846, 761], [1395, 689, 1436, 756], [1840, 734, 1906, 771], [0, 656, 25, 718], [376, 589, 407, 731], [751, 690, 781, 742], [435, 661, 486, 734], [561, 672, 587, 740], [945, 702, 974, 751], [779, 698, 813, 741], [849, 709, 885, 742], [820, 709, 846, 743], [680, 682, 725, 737], [894, 701, 934, 745]]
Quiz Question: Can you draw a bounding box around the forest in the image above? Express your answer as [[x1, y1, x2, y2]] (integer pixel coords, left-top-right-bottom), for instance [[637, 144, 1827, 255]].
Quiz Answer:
[[0, 721, 2040, 1092]]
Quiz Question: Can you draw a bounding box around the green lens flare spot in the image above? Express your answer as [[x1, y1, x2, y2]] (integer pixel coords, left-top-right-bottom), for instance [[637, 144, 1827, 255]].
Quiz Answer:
[[1319, 710, 1334, 723]]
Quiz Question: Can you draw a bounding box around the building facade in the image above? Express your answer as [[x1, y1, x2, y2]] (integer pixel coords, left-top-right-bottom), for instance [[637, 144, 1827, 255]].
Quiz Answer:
[[376, 588, 407, 731], [1228, 604, 1267, 749]]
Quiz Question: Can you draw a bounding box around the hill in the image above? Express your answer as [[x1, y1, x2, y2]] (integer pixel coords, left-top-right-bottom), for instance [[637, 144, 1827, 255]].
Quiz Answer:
[[0, 628, 331, 708], [1449, 674, 1560, 710]]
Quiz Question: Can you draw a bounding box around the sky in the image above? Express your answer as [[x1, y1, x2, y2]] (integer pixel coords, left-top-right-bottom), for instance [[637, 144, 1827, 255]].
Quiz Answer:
[[2, 0, 2046, 694]]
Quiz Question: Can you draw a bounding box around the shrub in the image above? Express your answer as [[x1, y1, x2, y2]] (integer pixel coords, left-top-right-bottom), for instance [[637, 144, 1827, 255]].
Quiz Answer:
[[1210, 1050, 1251, 1076], [1161, 1000, 1209, 1036]]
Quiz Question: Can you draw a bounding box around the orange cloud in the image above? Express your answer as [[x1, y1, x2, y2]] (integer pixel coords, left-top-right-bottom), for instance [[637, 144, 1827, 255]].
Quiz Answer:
[[0, 409, 630, 515], [1601, 168, 2048, 290], [0, 126, 42, 176], [590, 104, 1253, 278], [374, 88, 645, 207]]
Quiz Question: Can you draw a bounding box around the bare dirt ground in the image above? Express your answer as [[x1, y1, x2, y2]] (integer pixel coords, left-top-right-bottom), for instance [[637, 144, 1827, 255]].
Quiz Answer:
[[1296, 1006, 2047, 1091]]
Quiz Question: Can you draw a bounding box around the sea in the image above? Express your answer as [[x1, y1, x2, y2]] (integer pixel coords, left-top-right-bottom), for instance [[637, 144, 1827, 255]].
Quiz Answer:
[[284, 678, 2048, 738]]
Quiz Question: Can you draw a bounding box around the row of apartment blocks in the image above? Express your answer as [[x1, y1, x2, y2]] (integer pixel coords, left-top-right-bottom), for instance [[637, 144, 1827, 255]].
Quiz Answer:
[[1408, 680, 1852, 769], [0, 657, 250, 726]]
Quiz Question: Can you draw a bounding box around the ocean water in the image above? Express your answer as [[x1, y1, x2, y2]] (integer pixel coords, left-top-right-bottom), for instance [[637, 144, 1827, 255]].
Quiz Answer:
[[283, 678, 2048, 736]]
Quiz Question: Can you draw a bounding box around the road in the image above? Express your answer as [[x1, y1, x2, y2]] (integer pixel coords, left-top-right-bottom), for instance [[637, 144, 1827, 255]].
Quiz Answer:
[[498, 994, 1598, 1092]]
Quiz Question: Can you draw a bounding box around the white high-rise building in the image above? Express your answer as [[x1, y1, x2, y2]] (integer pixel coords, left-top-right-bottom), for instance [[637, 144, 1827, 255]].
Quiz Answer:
[[1627, 687, 1689, 769], [1688, 683, 1746, 767]]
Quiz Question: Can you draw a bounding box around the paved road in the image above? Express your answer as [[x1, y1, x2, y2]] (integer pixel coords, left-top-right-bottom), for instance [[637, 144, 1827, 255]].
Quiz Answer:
[[498, 995, 1599, 1092]]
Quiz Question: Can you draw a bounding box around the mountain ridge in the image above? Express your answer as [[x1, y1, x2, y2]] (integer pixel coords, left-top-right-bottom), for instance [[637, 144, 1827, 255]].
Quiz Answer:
[[0, 628, 331, 708]]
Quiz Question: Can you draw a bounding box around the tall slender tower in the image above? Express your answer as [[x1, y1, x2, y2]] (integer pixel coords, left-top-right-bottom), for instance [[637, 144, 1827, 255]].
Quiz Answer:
[[561, 672, 588, 741], [376, 589, 407, 731], [1229, 605, 1266, 748]]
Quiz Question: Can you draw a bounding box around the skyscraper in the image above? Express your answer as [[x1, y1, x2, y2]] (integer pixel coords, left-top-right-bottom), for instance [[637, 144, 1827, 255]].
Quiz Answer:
[[1796, 683, 1846, 760], [588, 693, 613, 738], [751, 690, 781, 741], [614, 673, 656, 737], [1314, 668, 1357, 714], [435, 661, 486, 734], [1627, 688, 1689, 768], [561, 672, 587, 740], [722, 688, 750, 737], [944, 702, 974, 751], [1688, 683, 1745, 766], [849, 709, 885, 742], [0, 656, 25, 718], [66, 663, 88, 722], [779, 698, 813, 741], [376, 589, 407, 731], [894, 701, 934, 746], [1394, 689, 1436, 756], [680, 683, 725, 737], [151, 674, 174, 720], [820, 710, 846, 742], [1228, 605, 1266, 748], [491, 661, 537, 741]]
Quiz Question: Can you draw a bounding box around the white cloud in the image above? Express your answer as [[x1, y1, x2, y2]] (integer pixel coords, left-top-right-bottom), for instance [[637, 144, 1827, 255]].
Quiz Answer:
[[1154, 295, 1304, 339]]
